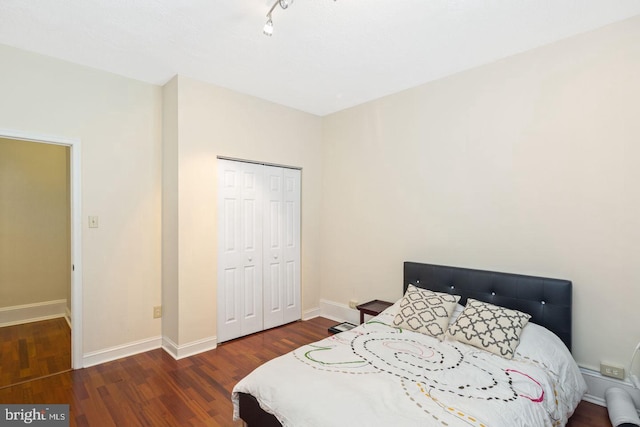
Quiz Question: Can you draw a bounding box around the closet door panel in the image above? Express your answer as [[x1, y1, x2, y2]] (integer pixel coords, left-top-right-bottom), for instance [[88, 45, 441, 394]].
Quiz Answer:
[[217, 160, 263, 342], [263, 166, 284, 329], [217, 161, 243, 342], [218, 160, 300, 340], [267, 262, 281, 308], [282, 168, 301, 323], [242, 265, 258, 321], [221, 267, 239, 323], [239, 164, 264, 336]]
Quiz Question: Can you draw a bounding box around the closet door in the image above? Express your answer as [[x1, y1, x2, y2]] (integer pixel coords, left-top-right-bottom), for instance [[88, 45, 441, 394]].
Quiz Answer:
[[263, 166, 301, 329], [217, 160, 264, 343], [281, 167, 301, 324]]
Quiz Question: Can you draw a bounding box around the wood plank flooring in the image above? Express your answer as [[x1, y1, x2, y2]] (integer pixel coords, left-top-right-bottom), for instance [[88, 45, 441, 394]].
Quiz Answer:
[[0, 317, 71, 387], [0, 317, 611, 426]]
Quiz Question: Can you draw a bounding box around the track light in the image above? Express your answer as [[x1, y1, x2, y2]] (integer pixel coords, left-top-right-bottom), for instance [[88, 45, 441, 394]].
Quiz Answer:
[[262, 0, 334, 36], [263, 17, 274, 37], [262, 0, 295, 37]]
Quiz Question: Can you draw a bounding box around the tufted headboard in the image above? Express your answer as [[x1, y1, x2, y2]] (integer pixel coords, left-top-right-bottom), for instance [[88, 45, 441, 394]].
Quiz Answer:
[[404, 262, 573, 351]]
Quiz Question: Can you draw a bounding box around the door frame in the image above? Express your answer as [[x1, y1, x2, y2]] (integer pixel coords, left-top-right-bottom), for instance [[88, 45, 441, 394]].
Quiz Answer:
[[0, 128, 83, 369]]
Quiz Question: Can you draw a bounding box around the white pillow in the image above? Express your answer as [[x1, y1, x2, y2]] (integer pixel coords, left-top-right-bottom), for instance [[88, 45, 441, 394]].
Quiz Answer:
[[446, 298, 531, 359], [393, 285, 461, 339]]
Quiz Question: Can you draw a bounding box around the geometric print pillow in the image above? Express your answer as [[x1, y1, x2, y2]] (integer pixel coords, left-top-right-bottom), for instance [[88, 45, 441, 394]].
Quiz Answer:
[[393, 285, 461, 339], [446, 298, 531, 359]]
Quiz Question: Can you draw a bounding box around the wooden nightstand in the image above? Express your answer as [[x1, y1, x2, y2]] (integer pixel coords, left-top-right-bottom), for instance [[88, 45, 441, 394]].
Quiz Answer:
[[356, 299, 393, 324]]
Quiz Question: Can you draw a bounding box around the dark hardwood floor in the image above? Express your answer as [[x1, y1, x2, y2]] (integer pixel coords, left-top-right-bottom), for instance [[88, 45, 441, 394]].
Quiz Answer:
[[0, 317, 71, 387], [0, 317, 610, 426]]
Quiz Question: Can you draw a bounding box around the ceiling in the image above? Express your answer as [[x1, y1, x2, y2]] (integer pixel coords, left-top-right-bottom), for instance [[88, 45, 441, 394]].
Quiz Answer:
[[1, 1, 639, 116]]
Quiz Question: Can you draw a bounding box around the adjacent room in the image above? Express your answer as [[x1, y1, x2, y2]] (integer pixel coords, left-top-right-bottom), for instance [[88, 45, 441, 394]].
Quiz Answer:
[[0, 1, 639, 426]]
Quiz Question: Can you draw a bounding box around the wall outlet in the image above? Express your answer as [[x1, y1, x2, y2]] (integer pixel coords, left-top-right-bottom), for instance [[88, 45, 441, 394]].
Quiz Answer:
[[600, 362, 625, 380], [153, 306, 162, 319], [348, 300, 358, 309]]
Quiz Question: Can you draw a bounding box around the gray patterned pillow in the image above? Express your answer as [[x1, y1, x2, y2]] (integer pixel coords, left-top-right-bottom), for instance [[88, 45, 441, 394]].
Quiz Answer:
[[446, 298, 531, 359], [393, 285, 460, 339]]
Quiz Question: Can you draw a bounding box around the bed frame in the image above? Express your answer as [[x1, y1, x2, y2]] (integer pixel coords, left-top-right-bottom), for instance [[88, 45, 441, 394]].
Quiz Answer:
[[404, 262, 573, 350], [237, 261, 573, 426]]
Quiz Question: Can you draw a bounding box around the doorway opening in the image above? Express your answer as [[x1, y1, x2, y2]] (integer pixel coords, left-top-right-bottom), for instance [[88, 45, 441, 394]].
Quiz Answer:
[[0, 129, 83, 384]]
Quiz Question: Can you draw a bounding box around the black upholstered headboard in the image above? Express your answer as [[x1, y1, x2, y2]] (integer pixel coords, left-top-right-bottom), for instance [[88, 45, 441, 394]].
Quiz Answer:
[[404, 262, 573, 351]]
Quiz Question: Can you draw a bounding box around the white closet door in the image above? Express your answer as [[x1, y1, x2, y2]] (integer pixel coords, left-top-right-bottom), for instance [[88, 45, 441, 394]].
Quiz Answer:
[[263, 166, 284, 329], [217, 160, 264, 343], [282, 168, 301, 324], [263, 166, 301, 329]]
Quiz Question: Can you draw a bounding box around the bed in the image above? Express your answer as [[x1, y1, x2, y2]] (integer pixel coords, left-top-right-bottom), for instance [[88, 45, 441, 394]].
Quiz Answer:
[[232, 262, 587, 426]]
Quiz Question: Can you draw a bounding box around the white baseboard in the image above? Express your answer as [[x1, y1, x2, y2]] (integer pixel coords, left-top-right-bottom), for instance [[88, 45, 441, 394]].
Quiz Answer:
[[581, 367, 640, 413], [302, 307, 321, 320], [82, 334, 217, 367], [0, 299, 67, 327], [80, 298, 640, 413], [82, 336, 162, 368], [318, 299, 360, 324], [162, 336, 217, 360], [64, 306, 72, 329]]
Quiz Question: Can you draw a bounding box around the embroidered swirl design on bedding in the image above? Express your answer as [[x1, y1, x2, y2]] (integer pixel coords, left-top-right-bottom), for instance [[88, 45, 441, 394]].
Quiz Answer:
[[351, 331, 532, 402], [295, 330, 544, 402], [293, 327, 550, 425]]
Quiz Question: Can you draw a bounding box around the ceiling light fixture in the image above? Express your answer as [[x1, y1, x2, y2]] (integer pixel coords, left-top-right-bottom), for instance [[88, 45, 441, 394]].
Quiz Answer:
[[262, 0, 335, 37], [263, 18, 274, 36], [263, 0, 293, 37]]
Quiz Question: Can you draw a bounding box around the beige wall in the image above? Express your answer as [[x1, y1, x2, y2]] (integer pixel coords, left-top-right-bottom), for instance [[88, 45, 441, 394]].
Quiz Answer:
[[321, 16, 640, 370], [161, 77, 180, 344], [163, 76, 323, 346], [1, 14, 637, 372], [0, 43, 163, 354], [0, 138, 70, 308], [0, 41, 322, 359]]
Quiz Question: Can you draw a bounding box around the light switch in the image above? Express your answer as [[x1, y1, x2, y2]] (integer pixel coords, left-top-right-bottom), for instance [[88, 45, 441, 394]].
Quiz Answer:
[[88, 216, 99, 228]]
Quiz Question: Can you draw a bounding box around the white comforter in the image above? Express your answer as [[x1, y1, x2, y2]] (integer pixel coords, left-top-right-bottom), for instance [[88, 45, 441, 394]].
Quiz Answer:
[[232, 304, 586, 427]]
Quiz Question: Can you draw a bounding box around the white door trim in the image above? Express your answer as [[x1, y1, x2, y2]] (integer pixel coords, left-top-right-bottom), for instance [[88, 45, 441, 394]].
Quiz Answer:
[[0, 128, 83, 369]]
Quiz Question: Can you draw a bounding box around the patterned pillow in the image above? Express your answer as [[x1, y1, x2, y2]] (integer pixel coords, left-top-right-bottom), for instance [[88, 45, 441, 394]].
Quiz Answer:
[[393, 285, 460, 339], [446, 298, 531, 359]]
